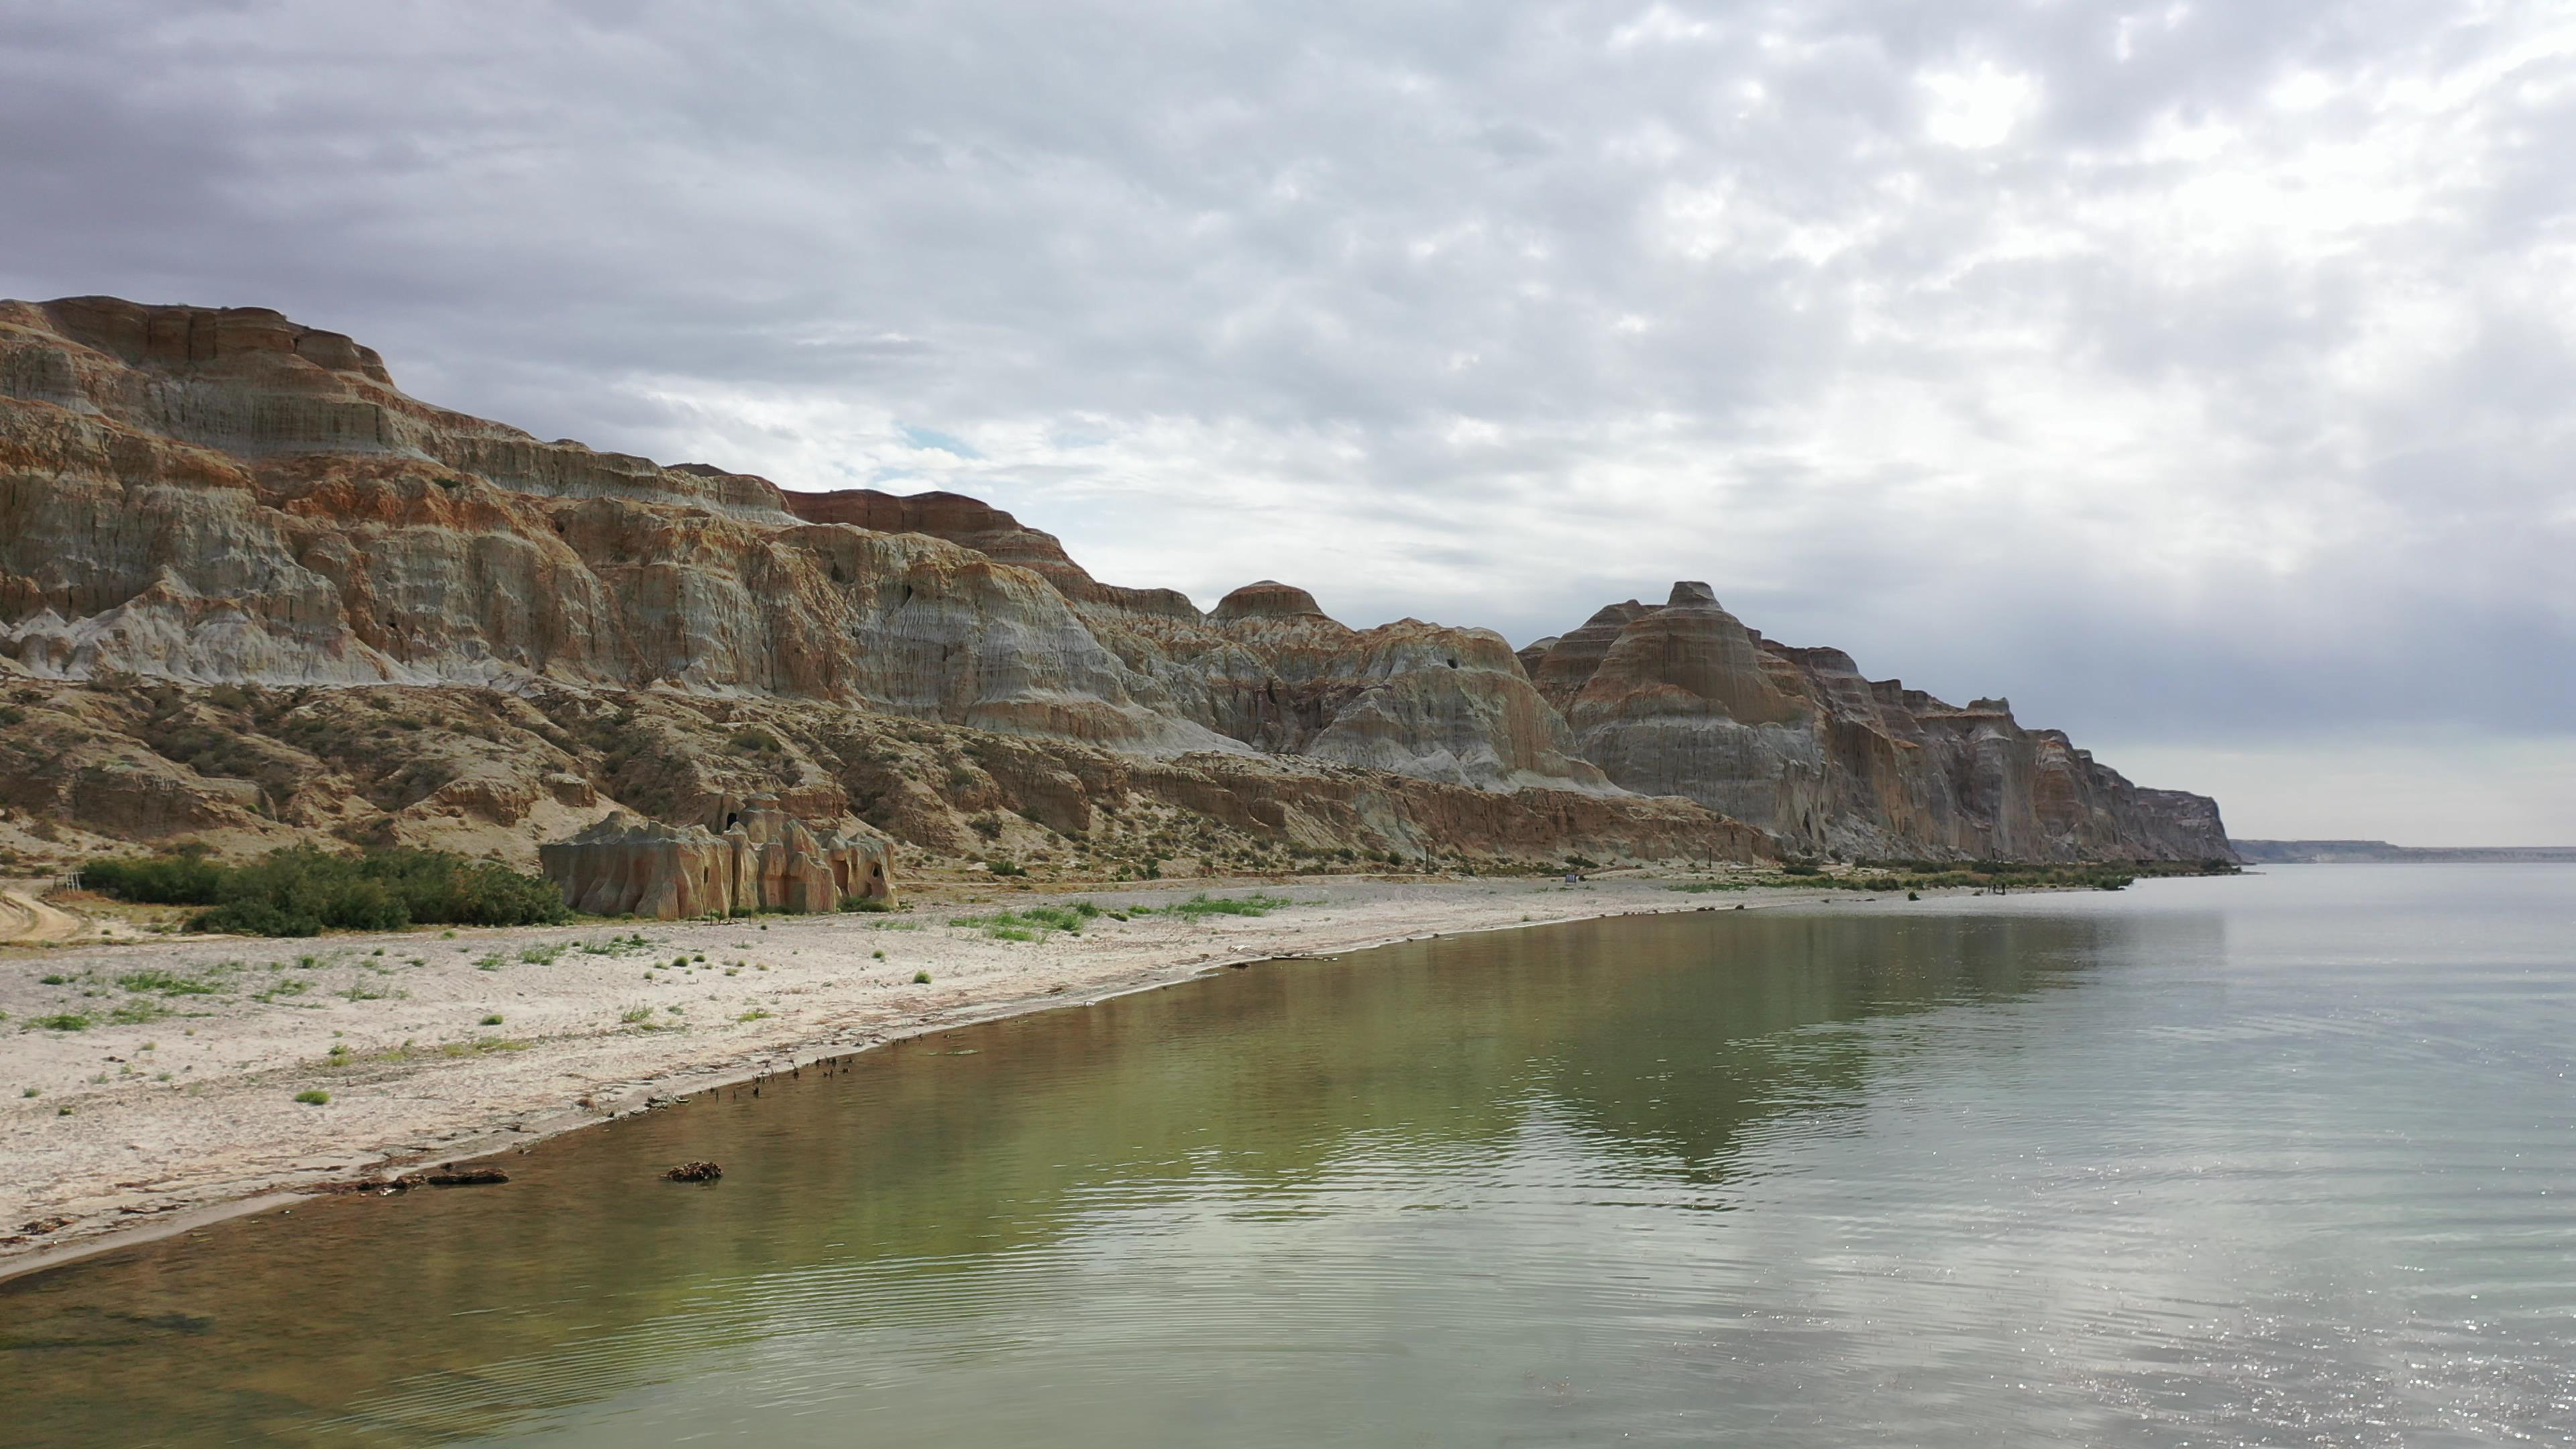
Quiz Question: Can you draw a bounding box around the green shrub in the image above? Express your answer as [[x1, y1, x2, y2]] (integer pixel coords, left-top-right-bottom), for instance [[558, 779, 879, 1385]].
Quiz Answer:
[[90, 846, 570, 936], [948, 901, 1099, 940], [35, 1013, 91, 1032], [913, 969, 932, 984], [84, 855, 224, 905], [1159, 892, 1293, 920], [120, 959, 237, 989], [292, 1089, 329, 1106]]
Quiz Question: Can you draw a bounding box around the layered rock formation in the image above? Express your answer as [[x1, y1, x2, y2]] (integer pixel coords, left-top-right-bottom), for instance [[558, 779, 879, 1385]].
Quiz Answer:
[[1522, 583, 2235, 861], [539, 795, 893, 919], [0, 298, 1217, 754], [0, 296, 2226, 868]]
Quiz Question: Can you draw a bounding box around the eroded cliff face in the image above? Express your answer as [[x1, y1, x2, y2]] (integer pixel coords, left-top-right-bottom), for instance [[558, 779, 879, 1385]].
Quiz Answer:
[[0, 298, 1238, 754], [0, 299, 1617, 800], [0, 296, 2224, 867], [1524, 583, 2235, 861]]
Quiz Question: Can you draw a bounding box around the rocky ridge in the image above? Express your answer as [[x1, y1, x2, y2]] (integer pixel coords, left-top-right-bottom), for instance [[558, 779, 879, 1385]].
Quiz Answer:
[[0, 297, 2227, 870], [1524, 582, 2233, 861]]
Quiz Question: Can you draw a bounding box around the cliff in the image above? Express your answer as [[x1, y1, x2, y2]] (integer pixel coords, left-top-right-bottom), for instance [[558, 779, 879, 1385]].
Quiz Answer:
[[1525, 583, 2236, 861], [0, 297, 2224, 869]]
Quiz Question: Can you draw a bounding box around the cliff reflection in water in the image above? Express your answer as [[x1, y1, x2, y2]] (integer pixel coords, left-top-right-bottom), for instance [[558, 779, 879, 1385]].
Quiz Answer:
[[2, 907, 2155, 1446]]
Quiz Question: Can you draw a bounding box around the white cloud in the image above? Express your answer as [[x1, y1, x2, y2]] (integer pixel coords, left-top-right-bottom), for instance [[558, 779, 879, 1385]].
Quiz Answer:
[[1920, 61, 2041, 149]]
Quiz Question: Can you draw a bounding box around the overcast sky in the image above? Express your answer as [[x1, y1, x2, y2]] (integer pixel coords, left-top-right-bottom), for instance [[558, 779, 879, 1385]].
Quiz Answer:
[[4, 1, 2570, 843]]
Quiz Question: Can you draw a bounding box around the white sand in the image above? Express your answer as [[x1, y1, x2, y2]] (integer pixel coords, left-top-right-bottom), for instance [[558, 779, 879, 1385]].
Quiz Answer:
[[0, 873, 1874, 1277]]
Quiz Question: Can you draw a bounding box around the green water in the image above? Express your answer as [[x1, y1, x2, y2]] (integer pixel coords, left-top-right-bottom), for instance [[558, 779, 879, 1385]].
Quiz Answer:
[[5, 865, 2572, 1445]]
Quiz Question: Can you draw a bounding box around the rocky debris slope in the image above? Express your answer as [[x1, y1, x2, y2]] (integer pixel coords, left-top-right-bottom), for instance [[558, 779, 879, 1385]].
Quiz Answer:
[[0, 296, 2222, 867], [1523, 583, 2234, 861], [0, 676, 1766, 877]]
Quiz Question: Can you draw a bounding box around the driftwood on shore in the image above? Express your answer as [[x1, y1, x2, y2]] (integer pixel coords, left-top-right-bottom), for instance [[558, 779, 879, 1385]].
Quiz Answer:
[[311, 1167, 511, 1195]]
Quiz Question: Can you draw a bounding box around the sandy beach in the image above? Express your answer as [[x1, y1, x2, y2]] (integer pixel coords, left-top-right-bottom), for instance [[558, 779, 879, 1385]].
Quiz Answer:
[[0, 871, 1894, 1279]]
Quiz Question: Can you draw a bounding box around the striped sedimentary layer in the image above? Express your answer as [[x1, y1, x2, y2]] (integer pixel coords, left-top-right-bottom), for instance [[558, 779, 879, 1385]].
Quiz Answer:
[[0, 297, 2224, 864]]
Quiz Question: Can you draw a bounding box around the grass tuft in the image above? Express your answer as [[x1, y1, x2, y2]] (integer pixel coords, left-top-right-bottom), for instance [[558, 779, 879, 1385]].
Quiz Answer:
[[1155, 892, 1295, 920], [947, 900, 1101, 939]]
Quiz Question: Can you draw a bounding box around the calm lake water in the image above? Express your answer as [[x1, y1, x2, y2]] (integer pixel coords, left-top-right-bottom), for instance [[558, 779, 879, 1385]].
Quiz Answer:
[[5, 865, 2573, 1446]]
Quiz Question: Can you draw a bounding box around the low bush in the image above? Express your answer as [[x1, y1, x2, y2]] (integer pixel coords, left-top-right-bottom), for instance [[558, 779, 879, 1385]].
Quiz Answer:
[[88, 846, 569, 936], [949, 900, 1100, 939], [1155, 892, 1295, 920], [115, 968, 223, 996], [83, 854, 224, 905]]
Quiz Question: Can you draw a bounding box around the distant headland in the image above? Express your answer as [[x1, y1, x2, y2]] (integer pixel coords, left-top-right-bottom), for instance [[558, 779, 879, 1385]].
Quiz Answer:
[[2232, 841, 2576, 864]]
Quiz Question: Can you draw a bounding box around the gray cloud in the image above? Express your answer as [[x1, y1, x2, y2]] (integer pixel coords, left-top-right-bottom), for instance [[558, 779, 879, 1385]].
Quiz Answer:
[[2, 0, 2569, 839]]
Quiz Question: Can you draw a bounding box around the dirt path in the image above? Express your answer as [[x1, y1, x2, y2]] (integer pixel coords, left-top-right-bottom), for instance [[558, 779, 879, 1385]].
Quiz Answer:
[[0, 889, 79, 947]]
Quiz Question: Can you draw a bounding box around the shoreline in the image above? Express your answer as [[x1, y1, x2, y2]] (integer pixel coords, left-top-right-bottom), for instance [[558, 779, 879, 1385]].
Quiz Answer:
[[0, 874, 1923, 1283]]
